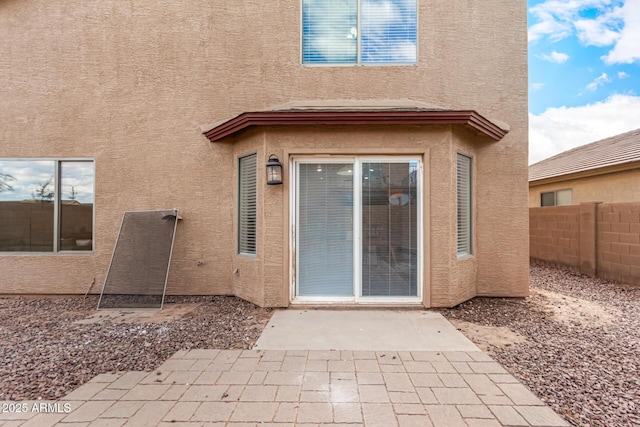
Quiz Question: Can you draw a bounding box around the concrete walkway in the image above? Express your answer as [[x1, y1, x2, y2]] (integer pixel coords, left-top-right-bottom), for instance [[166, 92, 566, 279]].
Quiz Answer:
[[255, 310, 480, 351], [0, 310, 569, 427]]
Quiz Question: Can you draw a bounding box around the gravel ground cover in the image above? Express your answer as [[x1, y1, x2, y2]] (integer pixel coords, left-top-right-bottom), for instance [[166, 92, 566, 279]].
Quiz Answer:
[[0, 295, 272, 401], [441, 264, 640, 427], [1, 266, 638, 427]]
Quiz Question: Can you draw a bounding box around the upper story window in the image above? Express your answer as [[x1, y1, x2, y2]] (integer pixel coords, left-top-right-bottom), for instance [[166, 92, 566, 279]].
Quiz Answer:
[[0, 159, 94, 253], [302, 0, 418, 65]]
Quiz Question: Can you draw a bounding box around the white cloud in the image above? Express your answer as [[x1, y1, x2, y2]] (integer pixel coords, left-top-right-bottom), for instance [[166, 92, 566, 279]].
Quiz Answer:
[[528, 0, 618, 42], [540, 51, 570, 63], [529, 94, 640, 164], [618, 71, 630, 78], [585, 72, 611, 90], [531, 82, 546, 91], [574, 14, 622, 46], [602, 0, 640, 63], [529, 0, 640, 65]]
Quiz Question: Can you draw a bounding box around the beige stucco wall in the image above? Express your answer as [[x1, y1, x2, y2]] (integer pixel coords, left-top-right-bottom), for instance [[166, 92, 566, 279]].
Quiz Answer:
[[0, 0, 528, 306], [529, 168, 640, 207], [226, 124, 525, 308]]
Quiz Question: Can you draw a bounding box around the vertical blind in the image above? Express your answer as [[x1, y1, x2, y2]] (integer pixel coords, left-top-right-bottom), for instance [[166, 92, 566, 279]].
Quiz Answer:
[[297, 163, 354, 296], [238, 153, 257, 255], [457, 153, 472, 256], [302, 0, 417, 64]]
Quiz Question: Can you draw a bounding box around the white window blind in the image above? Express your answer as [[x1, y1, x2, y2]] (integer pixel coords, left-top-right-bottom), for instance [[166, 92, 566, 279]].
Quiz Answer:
[[238, 153, 257, 255], [556, 189, 572, 206], [302, 0, 417, 64], [457, 153, 472, 256], [302, 0, 357, 64], [297, 163, 354, 296]]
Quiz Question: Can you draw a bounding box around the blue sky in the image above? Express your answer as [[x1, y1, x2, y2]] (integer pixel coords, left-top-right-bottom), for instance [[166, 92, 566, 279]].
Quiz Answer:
[[528, 0, 640, 164]]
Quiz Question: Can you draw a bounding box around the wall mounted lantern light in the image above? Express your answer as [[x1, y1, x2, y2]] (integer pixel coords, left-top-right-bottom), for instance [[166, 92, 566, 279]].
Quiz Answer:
[[266, 154, 283, 185]]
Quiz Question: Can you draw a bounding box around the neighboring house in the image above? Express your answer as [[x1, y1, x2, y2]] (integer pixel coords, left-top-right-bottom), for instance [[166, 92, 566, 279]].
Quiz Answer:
[[529, 129, 640, 207], [0, 1, 529, 307]]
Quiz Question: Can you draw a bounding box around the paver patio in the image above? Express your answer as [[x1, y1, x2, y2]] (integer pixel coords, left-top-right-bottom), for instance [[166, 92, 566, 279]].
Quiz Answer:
[[1, 349, 568, 426]]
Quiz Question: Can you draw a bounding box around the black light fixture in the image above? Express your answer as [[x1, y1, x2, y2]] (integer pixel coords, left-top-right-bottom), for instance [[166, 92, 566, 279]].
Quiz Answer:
[[266, 154, 283, 185]]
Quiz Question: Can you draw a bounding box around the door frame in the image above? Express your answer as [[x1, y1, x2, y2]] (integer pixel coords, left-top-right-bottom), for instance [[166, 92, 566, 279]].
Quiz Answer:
[[289, 155, 424, 304]]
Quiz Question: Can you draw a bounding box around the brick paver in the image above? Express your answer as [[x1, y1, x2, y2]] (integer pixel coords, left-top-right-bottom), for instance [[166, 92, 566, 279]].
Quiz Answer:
[[0, 350, 569, 426]]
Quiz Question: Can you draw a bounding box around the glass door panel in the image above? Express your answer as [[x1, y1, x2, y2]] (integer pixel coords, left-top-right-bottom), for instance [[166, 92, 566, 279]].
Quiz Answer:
[[297, 163, 354, 296], [361, 162, 418, 297]]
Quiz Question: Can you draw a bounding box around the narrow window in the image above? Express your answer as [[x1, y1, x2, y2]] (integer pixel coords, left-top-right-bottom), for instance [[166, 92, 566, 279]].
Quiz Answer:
[[238, 153, 257, 255], [302, 0, 418, 65], [456, 153, 472, 256], [0, 159, 94, 253]]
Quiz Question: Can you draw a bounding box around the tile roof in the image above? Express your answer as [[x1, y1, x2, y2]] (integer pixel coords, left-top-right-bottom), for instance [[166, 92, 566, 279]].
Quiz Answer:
[[529, 128, 640, 182]]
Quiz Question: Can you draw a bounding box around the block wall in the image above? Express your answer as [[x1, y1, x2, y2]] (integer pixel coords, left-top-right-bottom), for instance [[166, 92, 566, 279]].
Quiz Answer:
[[530, 202, 640, 286], [596, 203, 640, 285], [529, 206, 581, 269]]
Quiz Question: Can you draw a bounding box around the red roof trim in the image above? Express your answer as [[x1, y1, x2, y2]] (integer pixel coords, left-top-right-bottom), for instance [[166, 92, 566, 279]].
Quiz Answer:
[[203, 110, 508, 142]]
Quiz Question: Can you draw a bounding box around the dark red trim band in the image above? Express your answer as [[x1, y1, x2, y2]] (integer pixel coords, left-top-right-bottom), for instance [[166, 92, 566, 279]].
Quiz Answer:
[[203, 110, 507, 142]]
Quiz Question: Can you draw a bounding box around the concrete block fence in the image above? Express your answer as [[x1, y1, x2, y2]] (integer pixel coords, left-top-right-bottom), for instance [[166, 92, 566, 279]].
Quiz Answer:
[[530, 202, 640, 286]]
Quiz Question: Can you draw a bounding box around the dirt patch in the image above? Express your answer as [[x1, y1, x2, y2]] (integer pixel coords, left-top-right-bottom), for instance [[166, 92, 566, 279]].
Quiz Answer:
[[449, 319, 527, 352], [534, 288, 619, 326], [74, 303, 201, 325]]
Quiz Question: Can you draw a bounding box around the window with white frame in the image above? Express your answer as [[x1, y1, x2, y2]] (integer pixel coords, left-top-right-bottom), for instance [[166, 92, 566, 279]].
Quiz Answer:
[[456, 153, 472, 256], [302, 0, 418, 65], [540, 189, 572, 207], [238, 153, 257, 255], [0, 159, 94, 252]]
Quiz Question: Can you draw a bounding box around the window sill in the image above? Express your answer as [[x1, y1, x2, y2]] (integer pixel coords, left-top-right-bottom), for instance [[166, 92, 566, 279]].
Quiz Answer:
[[236, 253, 257, 259], [0, 251, 95, 256], [301, 62, 418, 68]]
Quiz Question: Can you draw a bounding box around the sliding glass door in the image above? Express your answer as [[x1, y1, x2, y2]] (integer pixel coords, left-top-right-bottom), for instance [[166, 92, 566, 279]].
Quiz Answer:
[[361, 161, 418, 297], [294, 158, 421, 302], [297, 162, 354, 297]]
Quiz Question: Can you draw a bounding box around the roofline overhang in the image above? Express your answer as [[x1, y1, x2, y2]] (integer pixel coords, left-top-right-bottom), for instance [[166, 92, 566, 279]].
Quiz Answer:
[[529, 160, 640, 187], [202, 110, 509, 142]]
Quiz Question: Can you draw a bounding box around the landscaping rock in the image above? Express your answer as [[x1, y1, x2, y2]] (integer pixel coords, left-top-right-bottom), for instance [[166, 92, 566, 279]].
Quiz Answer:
[[0, 295, 272, 401], [441, 264, 640, 427]]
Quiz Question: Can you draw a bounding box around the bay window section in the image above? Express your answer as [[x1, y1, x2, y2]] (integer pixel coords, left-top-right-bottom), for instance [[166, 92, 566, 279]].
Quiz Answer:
[[0, 159, 94, 253]]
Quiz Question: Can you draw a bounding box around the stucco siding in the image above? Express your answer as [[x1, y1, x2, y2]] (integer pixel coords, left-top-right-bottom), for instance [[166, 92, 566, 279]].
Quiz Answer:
[[529, 168, 640, 206], [1, 0, 528, 305]]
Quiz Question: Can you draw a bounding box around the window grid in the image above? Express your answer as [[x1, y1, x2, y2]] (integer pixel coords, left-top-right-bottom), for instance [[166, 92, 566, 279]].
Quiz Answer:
[[457, 153, 472, 256], [238, 153, 258, 255]]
